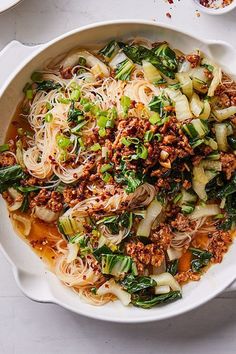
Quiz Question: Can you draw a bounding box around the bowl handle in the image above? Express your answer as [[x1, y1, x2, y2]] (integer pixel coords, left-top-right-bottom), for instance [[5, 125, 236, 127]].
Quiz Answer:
[[13, 267, 55, 303], [0, 40, 40, 85]]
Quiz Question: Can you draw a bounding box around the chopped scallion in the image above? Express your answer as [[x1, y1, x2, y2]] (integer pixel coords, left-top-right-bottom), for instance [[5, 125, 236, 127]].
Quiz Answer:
[[70, 89, 81, 101], [102, 172, 112, 182], [100, 164, 112, 173], [149, 112, 160, 125], [45, 113, 53, 123], [90, 143, 101, 152], [98, 128, 106, 137], [144, 130, 154, 142]]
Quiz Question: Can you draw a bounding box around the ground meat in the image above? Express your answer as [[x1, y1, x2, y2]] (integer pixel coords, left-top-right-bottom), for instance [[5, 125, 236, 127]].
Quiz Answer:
[[21, 176, 38, 186], [150, 224, 172, 250], [125, 241, 165, 275], [0, 153, 16, 167], [220, 152, 236, 180], [60, 66, 73, 79], [30, 189, 63, 212], [208, 229, 232, 263], [186, 54, 201, 68], [175, 270, 201, 284], [171, 213, 197, 232]]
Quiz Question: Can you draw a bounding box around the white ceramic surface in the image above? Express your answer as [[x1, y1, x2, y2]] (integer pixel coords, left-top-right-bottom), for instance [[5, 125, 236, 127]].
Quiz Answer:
[[0, 0, 22, 13], [0, 20, 236, 323]]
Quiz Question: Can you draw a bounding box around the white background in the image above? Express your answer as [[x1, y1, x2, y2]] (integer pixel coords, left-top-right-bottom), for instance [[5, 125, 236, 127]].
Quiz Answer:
[[0, 1, 236, 353]]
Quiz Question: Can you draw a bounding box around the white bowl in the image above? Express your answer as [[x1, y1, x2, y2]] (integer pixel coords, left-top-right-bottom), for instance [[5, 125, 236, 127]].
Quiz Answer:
[[1, 20, 236, 323], [0, 0, 22, 13], [193, 0, 236, 15]]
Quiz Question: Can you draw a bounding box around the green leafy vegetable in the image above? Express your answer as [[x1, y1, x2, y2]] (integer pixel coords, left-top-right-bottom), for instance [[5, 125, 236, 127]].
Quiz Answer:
[[216, 174, 236, 199], [219, 193, 236, 230], [121, 274, 157, 294], [93, 245, 113, 259], [101, 254, 135, 276], [115, 59, 134, 81], [0, 144, 9, 152], [36, 80, 61, 92], [132, 291, 182, 309], [99, 40, 120, 59], [228, 136, 236, 150], [166, 260, 179, 276], [190, 247, 212, 272], [0, 165, 25, 192], [148, 93, 171, 118], [121, 42, 178, 79], [17, 185, 39, 193], [68, 103, 84, 122], [115, 166, 144, 194]]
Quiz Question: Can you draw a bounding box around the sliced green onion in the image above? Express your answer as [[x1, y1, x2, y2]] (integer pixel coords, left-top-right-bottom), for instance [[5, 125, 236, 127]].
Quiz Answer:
[[149, 112, 161, 125], [154, 133, 162, 142], [182, 204, 195, 214], [71, 120, 87, 135], [70, 89, 81, 101], [121, 137, 140, 146], [56, 135, 71, 148], [46, 102, 52, 110], [106, 119, 115, 128], [26, 89, 33, 99], [0, 143, 9, 152], [102, 172, 112, 182], [173, 193, 182, 204], [97, 116, 108, 128], [78, 57, 86, 66], [121, 137, 131, 147], [83, 102, 93, 112], [80, 97, 90, 105], [120, 95, 131, 117], [98, 128, 106, 137], [100, 164, 112, 173], [107, 107, 117, 120], [45, 113, 53, 123], [137, 144, 148, 160], [91, 105, 101, 116], [70, 82, 80, 90], [31, 72, 43, 83], [58, 96, 70, 104], [90, 143, 101, 152], [78, 137, 85, 149], [144, 130, 154, 142]]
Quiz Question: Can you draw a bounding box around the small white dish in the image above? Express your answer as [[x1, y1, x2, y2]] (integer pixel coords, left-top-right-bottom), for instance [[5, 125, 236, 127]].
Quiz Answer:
[[0, 0, 22, 14], [193, 0, 236, 15]]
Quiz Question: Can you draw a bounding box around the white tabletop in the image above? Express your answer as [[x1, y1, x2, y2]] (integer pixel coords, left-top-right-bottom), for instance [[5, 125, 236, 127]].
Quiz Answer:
[[0, 1, 236, 353]]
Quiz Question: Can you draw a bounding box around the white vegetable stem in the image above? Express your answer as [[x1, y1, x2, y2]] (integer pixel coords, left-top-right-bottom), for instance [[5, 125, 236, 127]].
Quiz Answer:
[[189, 204, 221, 219], [137, 199, 162, 237], [97, 279, 131, 306], [151, 272, 181, 292]]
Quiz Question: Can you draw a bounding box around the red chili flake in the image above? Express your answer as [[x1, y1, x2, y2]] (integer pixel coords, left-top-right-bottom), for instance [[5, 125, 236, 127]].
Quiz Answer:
[[105, 284, 110, 288], [167, 0, 174, 3], [83, 275, 87, 280], [166, 12, 172, 18], [73, 173, 78, 179]]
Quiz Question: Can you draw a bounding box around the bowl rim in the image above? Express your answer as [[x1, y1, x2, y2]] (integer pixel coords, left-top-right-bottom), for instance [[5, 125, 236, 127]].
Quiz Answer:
[[1, 19, 236, 323]]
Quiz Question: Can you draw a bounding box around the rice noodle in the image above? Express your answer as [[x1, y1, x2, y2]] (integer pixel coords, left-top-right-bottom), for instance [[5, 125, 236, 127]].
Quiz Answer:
[[171, 217, 207, 250]]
